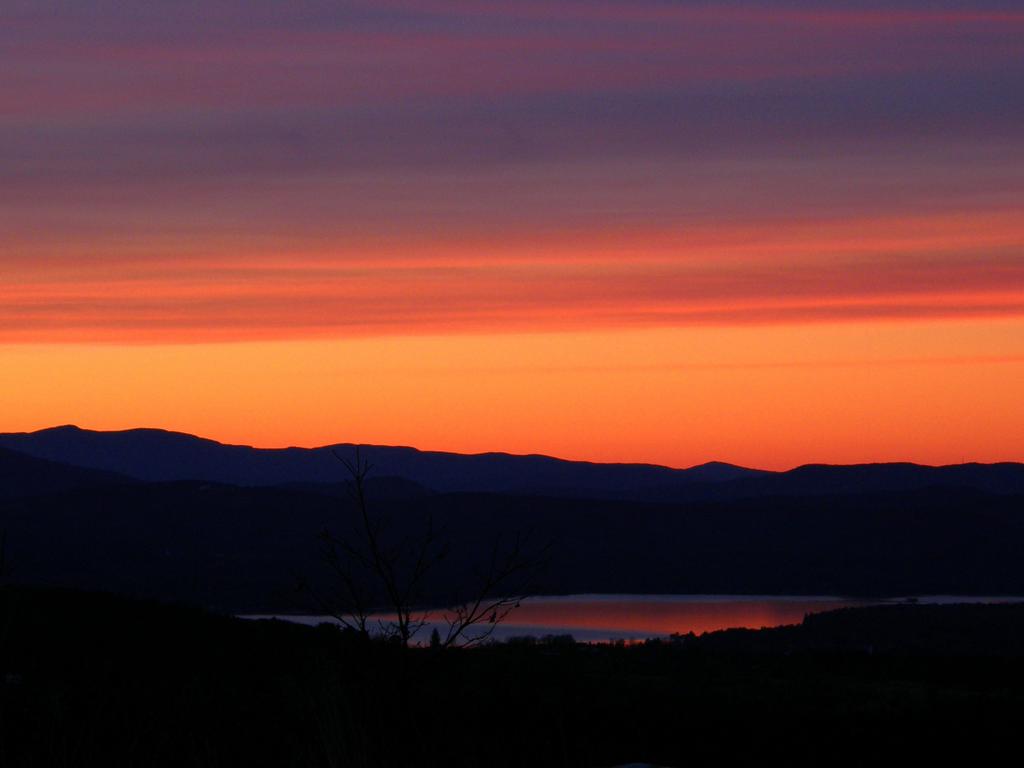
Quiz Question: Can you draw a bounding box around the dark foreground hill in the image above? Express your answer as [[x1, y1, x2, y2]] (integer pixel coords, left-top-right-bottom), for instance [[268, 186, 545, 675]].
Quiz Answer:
[[3, 474, 1024, 610], [2, 586, 1023, 768]]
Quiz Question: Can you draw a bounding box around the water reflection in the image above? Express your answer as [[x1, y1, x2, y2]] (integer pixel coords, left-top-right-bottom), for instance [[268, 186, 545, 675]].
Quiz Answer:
[[246, 594, 1024, 644], [492, 594, 868, 640]]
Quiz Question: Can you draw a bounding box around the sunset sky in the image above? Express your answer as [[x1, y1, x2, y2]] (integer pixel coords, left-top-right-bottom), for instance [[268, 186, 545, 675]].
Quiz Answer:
[[3, 0, 1022, 469]]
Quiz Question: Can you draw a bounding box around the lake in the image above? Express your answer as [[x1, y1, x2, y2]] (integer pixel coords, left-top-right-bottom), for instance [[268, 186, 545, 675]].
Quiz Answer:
[[245, 594, 1024, 644]]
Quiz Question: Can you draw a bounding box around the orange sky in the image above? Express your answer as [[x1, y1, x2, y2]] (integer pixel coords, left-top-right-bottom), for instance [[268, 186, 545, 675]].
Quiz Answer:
[[3, 318, 1022, 470], [3, 206, 1023, 469], [3, 1, 1023, 469]]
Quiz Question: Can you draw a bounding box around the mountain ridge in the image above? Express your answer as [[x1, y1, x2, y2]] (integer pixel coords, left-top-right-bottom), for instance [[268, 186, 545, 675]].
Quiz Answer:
[[0, 446, 136, 499], [3, 428, 1024, 609], [27, 425, 750, 472], [1, 425, 1023, 501], [0, 425, 764, 498]]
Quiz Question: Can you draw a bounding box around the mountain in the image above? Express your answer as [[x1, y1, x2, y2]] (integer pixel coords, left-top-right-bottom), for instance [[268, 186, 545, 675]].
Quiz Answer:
[[1, 426, 1022, 501], [0, 425, 763, 500], [677, 461, 1024, 501], [0, 446, 135, 499], [2, 426, 1024, 610]]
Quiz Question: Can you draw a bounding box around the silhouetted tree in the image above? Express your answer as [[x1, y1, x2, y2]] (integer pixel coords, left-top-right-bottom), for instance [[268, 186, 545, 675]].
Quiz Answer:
[[315, 448, 547, 647], [437, 529, 544, 648]]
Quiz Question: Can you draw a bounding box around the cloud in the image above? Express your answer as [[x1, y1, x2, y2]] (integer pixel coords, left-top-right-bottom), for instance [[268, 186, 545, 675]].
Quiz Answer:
[[4, 241, 1022, 342], [5, 1, 1023, 120], [2, 1, 1023, 343]]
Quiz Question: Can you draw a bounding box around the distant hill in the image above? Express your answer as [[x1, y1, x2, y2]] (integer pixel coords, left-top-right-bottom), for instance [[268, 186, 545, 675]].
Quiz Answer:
[[2, 428, 1024, 609], [1, 425, 1023, 501], [3, 425, 1024, 612], [0, 425, 763, 500], [680, 461, 1024, 501], [0, 446, 134, 499]]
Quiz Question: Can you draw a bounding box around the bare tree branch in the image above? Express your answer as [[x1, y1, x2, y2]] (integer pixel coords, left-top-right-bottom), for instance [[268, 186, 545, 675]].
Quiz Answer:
[[316, 447, 548, 647], [442, 531, 550, 648]]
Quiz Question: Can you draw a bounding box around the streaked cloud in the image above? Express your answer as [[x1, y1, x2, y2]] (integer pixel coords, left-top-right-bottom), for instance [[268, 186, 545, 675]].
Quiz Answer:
[[2, 1, 1022, 343]]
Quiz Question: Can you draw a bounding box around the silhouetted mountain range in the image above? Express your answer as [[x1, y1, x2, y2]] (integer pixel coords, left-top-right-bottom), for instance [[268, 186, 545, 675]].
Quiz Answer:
[[3, 425, 1023, 501], [0, 446, 135, 498], [0, 425, 759, 499], [3, 474, 1024, 610], [2, 428, 1024, 609]]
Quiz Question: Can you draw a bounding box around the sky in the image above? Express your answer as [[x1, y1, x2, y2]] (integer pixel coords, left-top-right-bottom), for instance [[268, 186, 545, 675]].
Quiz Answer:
[[2, 0, 1023, 469]]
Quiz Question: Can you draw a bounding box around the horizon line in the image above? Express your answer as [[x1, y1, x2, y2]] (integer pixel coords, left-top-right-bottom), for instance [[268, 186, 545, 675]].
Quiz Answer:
[[6, 423, 1022, 475]]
